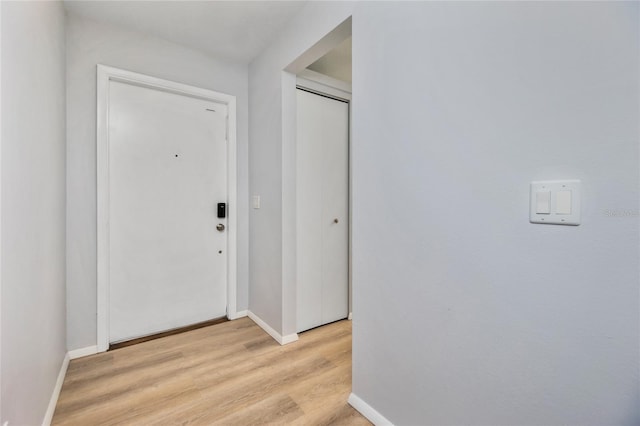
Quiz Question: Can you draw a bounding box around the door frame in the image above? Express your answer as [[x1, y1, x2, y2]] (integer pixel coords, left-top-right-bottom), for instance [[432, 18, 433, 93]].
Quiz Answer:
[[96, 64, 238, 352]]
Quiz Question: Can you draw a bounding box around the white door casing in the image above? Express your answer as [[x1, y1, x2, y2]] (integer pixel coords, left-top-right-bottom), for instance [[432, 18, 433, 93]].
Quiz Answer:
[[296, 88, 349, 333], [97, 65, 237, 351]]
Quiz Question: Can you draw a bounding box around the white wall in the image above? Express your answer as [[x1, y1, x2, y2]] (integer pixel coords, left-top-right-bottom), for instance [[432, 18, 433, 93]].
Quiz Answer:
[[1, 1, 67, 424], [351, 2, 639, 425], [248, 1, 354, 337], [307, 37, 352, 84], [66, 13, 250, 351], [0, 3, 3, 421]]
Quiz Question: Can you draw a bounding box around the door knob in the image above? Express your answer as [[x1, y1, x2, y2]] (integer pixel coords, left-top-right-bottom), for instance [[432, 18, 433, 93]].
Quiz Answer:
[[216, 223, 225, 232], [333, 218, 339, 224]]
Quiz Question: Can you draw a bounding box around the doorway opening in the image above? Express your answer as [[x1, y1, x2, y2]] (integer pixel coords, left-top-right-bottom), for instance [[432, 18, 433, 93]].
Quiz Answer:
[[279, 17, 352, 337]]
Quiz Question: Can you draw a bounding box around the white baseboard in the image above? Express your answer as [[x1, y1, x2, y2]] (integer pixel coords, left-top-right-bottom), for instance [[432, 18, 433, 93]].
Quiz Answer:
[[348, 393, 393, 426], [247, 311, 298, 346], [68, 345, 98, 360], [348, 312, 353, 320], [42, 353, 70, 426], [281, 332, 299, 345], [228, 310, 248, 320]]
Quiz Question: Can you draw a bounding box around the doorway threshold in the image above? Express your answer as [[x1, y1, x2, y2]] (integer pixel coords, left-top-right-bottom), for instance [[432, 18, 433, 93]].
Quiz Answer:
[[108, 316, 229, 351]]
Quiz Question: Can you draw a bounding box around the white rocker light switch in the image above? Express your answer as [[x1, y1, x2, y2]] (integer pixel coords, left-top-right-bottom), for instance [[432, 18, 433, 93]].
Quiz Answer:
[[536, 191, 551, 214]]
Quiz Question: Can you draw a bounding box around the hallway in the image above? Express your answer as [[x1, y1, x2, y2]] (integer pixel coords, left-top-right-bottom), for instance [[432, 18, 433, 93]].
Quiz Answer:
[[52, 318, 368, 425]]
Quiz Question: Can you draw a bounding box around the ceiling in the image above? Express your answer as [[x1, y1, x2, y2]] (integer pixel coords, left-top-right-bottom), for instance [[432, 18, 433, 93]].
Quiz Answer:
[[63, 1, 308, 64], [307, 36, 352, 83]]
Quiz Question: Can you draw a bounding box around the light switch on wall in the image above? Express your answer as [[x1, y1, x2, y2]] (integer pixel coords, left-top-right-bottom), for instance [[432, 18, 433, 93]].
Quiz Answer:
[[556, 190, 572, 215], [252, 195, 261, 209], [530, 180, 581, 225], [536, 191, 551, 214]]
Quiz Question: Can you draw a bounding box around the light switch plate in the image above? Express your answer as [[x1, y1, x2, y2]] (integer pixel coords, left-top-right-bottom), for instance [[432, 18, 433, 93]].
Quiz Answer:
[[530, 180, 581, 225]]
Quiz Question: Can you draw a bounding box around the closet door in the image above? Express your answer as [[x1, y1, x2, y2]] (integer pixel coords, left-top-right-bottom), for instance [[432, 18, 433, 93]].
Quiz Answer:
[[296, 88, 349, 333]]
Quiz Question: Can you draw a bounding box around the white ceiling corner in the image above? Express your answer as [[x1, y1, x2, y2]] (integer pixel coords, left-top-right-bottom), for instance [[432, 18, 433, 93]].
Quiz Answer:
[[63, 0, 309, 64], [307, 36, 352, 83]]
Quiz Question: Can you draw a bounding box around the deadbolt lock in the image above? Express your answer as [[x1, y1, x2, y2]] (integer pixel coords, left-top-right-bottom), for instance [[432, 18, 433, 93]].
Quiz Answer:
[[216, 223, 225, 232]]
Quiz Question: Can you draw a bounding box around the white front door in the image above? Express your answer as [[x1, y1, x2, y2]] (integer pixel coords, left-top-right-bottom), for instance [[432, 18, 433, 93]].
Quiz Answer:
[[296, 88, 349, 333], [108, 80, 228, 343]]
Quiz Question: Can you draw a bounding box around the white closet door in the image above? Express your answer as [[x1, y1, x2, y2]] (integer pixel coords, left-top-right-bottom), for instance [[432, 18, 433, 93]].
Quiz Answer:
[[108, 80, 228, 343], [296, 88, 349, 333]]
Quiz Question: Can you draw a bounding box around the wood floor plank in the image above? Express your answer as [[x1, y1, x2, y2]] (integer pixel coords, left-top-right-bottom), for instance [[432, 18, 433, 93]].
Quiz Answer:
[[212, 392, 305, 426], [52, 318, 370, 426]]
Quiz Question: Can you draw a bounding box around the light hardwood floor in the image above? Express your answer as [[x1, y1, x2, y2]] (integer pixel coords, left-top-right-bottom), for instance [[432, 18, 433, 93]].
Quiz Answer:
[[52, 317, 370, 425]]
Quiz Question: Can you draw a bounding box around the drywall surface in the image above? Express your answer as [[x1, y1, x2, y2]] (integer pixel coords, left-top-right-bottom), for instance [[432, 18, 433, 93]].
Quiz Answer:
[[350, 2, 639, 425], [248, 2, 354, 336], [307, 37, 352, 83], [66, 13, 250, 350], [1, 1, 67, 424]]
